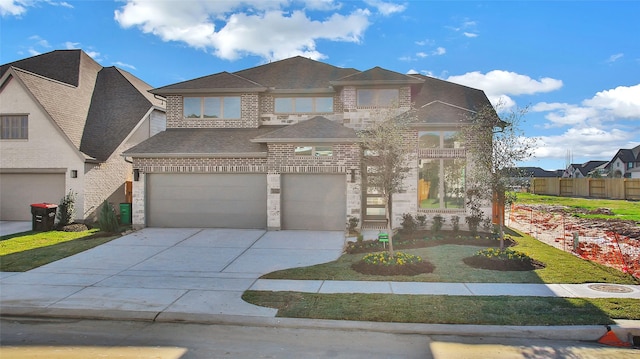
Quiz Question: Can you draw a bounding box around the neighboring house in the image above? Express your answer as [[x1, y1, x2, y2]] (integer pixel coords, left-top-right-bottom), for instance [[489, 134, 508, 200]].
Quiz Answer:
[[124, 56, 495, 231], [605, 145, 640, 178], [563, 160, 608, 178], [0, 50, 166, 222]]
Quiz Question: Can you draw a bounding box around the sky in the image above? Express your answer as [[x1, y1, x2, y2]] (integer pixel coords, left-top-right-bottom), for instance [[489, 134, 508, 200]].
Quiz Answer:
[[1, 0, 639, 171]]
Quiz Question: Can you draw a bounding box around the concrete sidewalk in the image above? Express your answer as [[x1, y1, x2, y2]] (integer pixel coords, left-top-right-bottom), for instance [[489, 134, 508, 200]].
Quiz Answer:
[[1, 227, 639, 342]]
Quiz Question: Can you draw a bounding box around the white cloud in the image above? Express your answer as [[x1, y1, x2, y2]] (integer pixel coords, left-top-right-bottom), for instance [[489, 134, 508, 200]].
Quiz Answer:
[[416, 52, 428, 58], [534, 127, 638, 161], [0, 0, 29, 16], [64, 41, 80, 49], [1, 0, 71, 16], [29, 35, 50, 48], [607, 53, 624, 63], [463, 32, 478, 38], [113, 61, 136, 70], [363, 0, 406, 16], [114, 0, 374, 61], [446, 70, 563, 107], [432, 47, 445, 55], [583, 84, 640, 119]]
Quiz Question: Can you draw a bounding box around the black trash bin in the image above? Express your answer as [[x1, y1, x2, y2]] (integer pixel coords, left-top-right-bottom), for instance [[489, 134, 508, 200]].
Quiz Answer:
[[30, 203, 58, 231]]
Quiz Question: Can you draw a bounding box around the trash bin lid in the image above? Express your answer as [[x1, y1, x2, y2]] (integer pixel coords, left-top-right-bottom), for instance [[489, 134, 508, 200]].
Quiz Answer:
[[30, 203, 58, 208]]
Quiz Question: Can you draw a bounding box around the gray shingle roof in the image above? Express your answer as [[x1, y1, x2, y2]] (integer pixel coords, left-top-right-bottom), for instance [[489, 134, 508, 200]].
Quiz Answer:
[[252, 116, 358, 143], [2, 50, 164, 162], [123, 127, 281, 157]]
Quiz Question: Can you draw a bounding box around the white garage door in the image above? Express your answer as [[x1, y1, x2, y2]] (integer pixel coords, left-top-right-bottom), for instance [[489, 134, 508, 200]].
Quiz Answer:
[[147, 173, 267, 228], [282, 174, 346, 231], [0, 173, 66, 220]]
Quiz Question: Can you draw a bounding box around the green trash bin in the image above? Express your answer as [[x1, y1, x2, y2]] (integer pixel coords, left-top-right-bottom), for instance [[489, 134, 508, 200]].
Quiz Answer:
[[119, 203, 132, 225]]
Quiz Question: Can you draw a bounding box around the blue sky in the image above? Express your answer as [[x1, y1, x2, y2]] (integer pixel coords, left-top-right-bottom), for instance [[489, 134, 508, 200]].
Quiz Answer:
[[2, 0, 639, 170]]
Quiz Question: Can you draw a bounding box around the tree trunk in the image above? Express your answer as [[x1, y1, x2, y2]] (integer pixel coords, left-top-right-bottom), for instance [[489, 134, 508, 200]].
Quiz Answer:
[[385, 194, 394, 257]]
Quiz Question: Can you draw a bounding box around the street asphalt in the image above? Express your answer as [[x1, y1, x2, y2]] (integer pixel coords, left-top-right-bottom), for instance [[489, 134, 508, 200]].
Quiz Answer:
[[0, 223, 639, 344]]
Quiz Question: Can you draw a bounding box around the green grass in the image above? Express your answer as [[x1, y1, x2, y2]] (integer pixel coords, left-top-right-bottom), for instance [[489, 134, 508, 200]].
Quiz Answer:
[[242, 291, 640, 325], [262, 229, 637, 284], [515, 192, 640, 221], [0, 230, 117, 272]]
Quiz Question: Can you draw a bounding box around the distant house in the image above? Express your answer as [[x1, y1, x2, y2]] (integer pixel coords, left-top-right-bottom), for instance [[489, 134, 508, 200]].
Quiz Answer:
[[0, 50, 166, 221], [124, 56, 497, 230], [563, 161, 608, 178], [605, 145, 640, 178]]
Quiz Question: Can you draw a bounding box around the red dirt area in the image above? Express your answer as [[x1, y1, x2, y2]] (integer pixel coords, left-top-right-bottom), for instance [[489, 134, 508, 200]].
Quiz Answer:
[[508, 204, 640, 279]]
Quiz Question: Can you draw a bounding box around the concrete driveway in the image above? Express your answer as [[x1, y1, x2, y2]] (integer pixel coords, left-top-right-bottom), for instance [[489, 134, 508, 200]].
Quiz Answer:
[[0, 221, 32, 236], [0, 228, 345, 320]]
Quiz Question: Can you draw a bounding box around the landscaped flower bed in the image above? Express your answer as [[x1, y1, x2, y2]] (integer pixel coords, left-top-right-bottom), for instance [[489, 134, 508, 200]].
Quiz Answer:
[[352, 251, 435, 276], [463, 247, 546, 271]]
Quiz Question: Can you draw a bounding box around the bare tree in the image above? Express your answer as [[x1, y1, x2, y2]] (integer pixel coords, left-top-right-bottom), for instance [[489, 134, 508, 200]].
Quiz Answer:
[[359, 108, 415, 256], [462, 102, 537, 248]]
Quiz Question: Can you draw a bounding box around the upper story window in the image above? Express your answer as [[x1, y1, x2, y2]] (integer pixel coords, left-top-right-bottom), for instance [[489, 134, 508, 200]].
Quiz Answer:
[[357, 89, 399, 107], [294, 145, 333, 157], [1, 115, 28, 139], [183, 96, 241, 119], [418, 131, 462, 149], [275, 97, 333, 113]]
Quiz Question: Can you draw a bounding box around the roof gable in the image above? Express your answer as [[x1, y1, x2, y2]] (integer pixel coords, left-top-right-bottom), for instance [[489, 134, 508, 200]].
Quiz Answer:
[[234, 56, 358, 90], [81, 67, 156, 161], [252, 116, 358, 143], [412, 100, 475, 126], [331, 66, 424, 86], [0, 50, 84, 87], [152, 71, 266, 94], [2, 50, 163, 161]]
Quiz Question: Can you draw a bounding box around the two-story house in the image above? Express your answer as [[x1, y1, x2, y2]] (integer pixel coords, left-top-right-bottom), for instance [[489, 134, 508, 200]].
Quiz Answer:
[[606, 145, 640, 178], [124, 56, 495, 231], [563, 160, 608, 178], [0, 50, 166, 222]]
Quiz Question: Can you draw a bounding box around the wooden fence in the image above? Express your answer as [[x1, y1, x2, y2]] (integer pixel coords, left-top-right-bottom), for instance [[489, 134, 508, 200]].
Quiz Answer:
[[530, 178, 640, 200]]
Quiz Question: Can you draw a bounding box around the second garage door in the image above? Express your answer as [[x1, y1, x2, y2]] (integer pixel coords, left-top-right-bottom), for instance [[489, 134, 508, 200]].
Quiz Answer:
[[282, 174, 346, 230], [147, 173, 267, 228]]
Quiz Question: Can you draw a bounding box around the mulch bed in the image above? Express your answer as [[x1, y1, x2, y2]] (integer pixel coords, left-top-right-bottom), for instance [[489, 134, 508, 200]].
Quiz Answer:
[[351, 260, 435, 276], [346, 230, 516, 254], [462, 256, 546, 271]]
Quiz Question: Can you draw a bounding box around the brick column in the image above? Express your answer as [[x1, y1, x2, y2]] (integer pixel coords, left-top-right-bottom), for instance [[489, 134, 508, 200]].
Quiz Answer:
[[132, 172, 146, 229], [267, 172, 281, 230]]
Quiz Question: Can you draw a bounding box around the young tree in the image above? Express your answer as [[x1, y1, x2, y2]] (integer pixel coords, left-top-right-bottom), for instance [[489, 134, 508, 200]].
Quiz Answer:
[[463, 102, 537, 248], [359, 108, 415, 256]]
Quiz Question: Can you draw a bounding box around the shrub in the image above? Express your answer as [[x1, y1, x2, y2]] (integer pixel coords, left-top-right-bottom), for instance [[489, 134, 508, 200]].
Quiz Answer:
[[400, 213, 417, 232], [56, 191, 76, 227], [416, 214, 427, 227], [431, 214, 445, 233], [476, 248, 531, 262], [347, 217, 359, 234], [451, 215, 460, 232], [98, 200, 119, 233]]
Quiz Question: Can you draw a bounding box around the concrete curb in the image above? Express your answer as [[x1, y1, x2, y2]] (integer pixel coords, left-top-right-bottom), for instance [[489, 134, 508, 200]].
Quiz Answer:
[[3, 306, 638, 343]]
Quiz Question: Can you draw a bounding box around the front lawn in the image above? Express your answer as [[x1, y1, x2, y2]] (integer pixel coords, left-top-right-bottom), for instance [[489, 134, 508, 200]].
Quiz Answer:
[[262, 229, 637, 284], [515, 192, 640, 221], [0, 229, 118, 272]]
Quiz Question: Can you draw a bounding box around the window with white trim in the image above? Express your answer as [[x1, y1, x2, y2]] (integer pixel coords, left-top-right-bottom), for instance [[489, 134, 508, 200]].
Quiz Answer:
[[1, 115, 28, 139], [275, 97, 333, 113], [183, 96, 241, 119]]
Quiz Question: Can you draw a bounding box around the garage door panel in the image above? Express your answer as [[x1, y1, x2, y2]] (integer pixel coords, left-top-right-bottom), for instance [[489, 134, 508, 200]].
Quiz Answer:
[[147, 174, 266, 228], [0, 173, 65, 220], [282, 174, 345, 231]]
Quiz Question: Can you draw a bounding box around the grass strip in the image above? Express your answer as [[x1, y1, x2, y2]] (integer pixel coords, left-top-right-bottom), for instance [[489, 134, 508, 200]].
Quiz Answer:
[[243, 291, 640, 325], [0, 231, 117, 272], [515, 192, 640, 221]]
